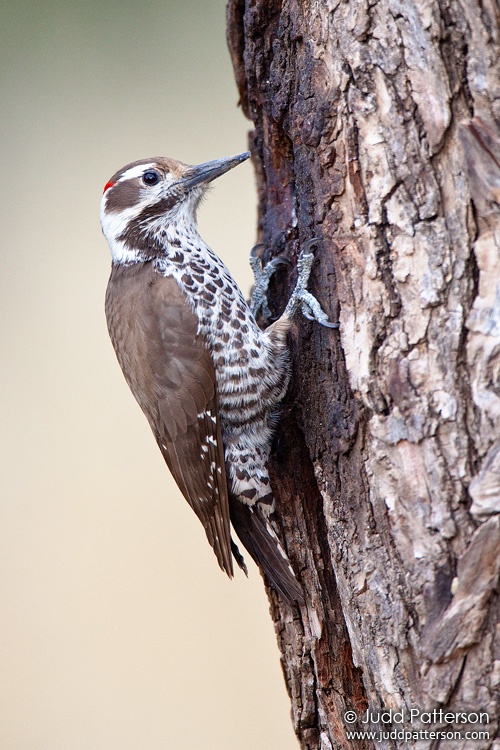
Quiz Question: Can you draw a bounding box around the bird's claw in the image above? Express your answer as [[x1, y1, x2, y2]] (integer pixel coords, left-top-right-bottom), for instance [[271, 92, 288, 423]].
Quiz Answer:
[[249, 239, 339, 329], [294, 287, 339, 328], [284, 241, 339, 328], [249, 247, 289, 320]]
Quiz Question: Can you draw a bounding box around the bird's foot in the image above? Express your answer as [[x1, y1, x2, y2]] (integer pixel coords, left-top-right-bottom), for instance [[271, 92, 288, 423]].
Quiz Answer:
[[249, 245, 289, 320], [283, 239, 339, 328]]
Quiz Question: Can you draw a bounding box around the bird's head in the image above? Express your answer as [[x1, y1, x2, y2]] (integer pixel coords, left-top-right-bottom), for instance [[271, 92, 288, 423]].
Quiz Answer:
[[100, 152, 250, 264]]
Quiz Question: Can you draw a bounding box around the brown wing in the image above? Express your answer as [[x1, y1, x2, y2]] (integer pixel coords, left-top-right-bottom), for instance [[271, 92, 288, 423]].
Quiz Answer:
[[105, 263, 233, 576]]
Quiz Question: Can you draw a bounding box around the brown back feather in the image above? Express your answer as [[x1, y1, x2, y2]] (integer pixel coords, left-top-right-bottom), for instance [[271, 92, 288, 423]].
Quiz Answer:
[[105, 262, 233, 576]]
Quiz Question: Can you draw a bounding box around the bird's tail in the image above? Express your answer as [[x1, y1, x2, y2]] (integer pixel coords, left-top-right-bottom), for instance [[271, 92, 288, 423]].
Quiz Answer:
[[229, 500, 304, 604]]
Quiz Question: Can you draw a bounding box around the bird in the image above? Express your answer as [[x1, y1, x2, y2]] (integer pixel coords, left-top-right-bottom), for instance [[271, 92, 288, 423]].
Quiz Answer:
[[100, 152, 335, 603]]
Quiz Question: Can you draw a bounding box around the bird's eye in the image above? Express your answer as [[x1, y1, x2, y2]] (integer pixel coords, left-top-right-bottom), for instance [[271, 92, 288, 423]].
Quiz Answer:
[[142, 169, 161, 186]]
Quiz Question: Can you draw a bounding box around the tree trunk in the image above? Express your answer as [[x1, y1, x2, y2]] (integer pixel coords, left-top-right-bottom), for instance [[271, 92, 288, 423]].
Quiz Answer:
[[227, 1, 500, 748]]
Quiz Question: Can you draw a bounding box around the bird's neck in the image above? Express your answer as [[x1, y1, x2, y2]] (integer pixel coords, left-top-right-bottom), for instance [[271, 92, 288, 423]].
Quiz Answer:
[[111, 215, 206, 267]]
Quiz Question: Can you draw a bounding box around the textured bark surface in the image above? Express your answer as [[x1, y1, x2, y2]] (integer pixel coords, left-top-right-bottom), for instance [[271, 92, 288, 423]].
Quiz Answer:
[[227, 1, 500, 749]]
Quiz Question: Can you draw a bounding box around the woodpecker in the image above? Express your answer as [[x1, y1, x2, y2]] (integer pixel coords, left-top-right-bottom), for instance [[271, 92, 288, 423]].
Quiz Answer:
[[100, 152, 335, 603]]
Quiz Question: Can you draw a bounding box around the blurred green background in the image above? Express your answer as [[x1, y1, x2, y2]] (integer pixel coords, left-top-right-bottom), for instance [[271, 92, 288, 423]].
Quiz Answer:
[[0, 1, 298, 747]]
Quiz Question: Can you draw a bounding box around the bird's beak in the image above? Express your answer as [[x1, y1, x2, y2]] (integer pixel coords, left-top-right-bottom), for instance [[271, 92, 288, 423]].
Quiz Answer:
[[181, 152, 251, 191]]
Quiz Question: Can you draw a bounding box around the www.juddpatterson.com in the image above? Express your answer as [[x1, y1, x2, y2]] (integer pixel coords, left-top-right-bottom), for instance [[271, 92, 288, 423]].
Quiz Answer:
[[343, 709, 490, 744]]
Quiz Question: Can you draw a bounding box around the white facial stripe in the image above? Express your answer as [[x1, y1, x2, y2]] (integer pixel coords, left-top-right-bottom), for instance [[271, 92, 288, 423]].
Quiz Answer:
[[100, 197, 140, 236], [119, 163, 156, 182], [100, 197, 144, 263]]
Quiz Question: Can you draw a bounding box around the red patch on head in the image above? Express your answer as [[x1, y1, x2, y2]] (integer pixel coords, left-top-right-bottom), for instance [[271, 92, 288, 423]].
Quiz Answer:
[[103, 180, 116, 194]]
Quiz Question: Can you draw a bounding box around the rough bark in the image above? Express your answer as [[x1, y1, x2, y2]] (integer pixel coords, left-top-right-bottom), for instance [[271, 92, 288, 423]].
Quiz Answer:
[[227, 1, 500, 749]]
